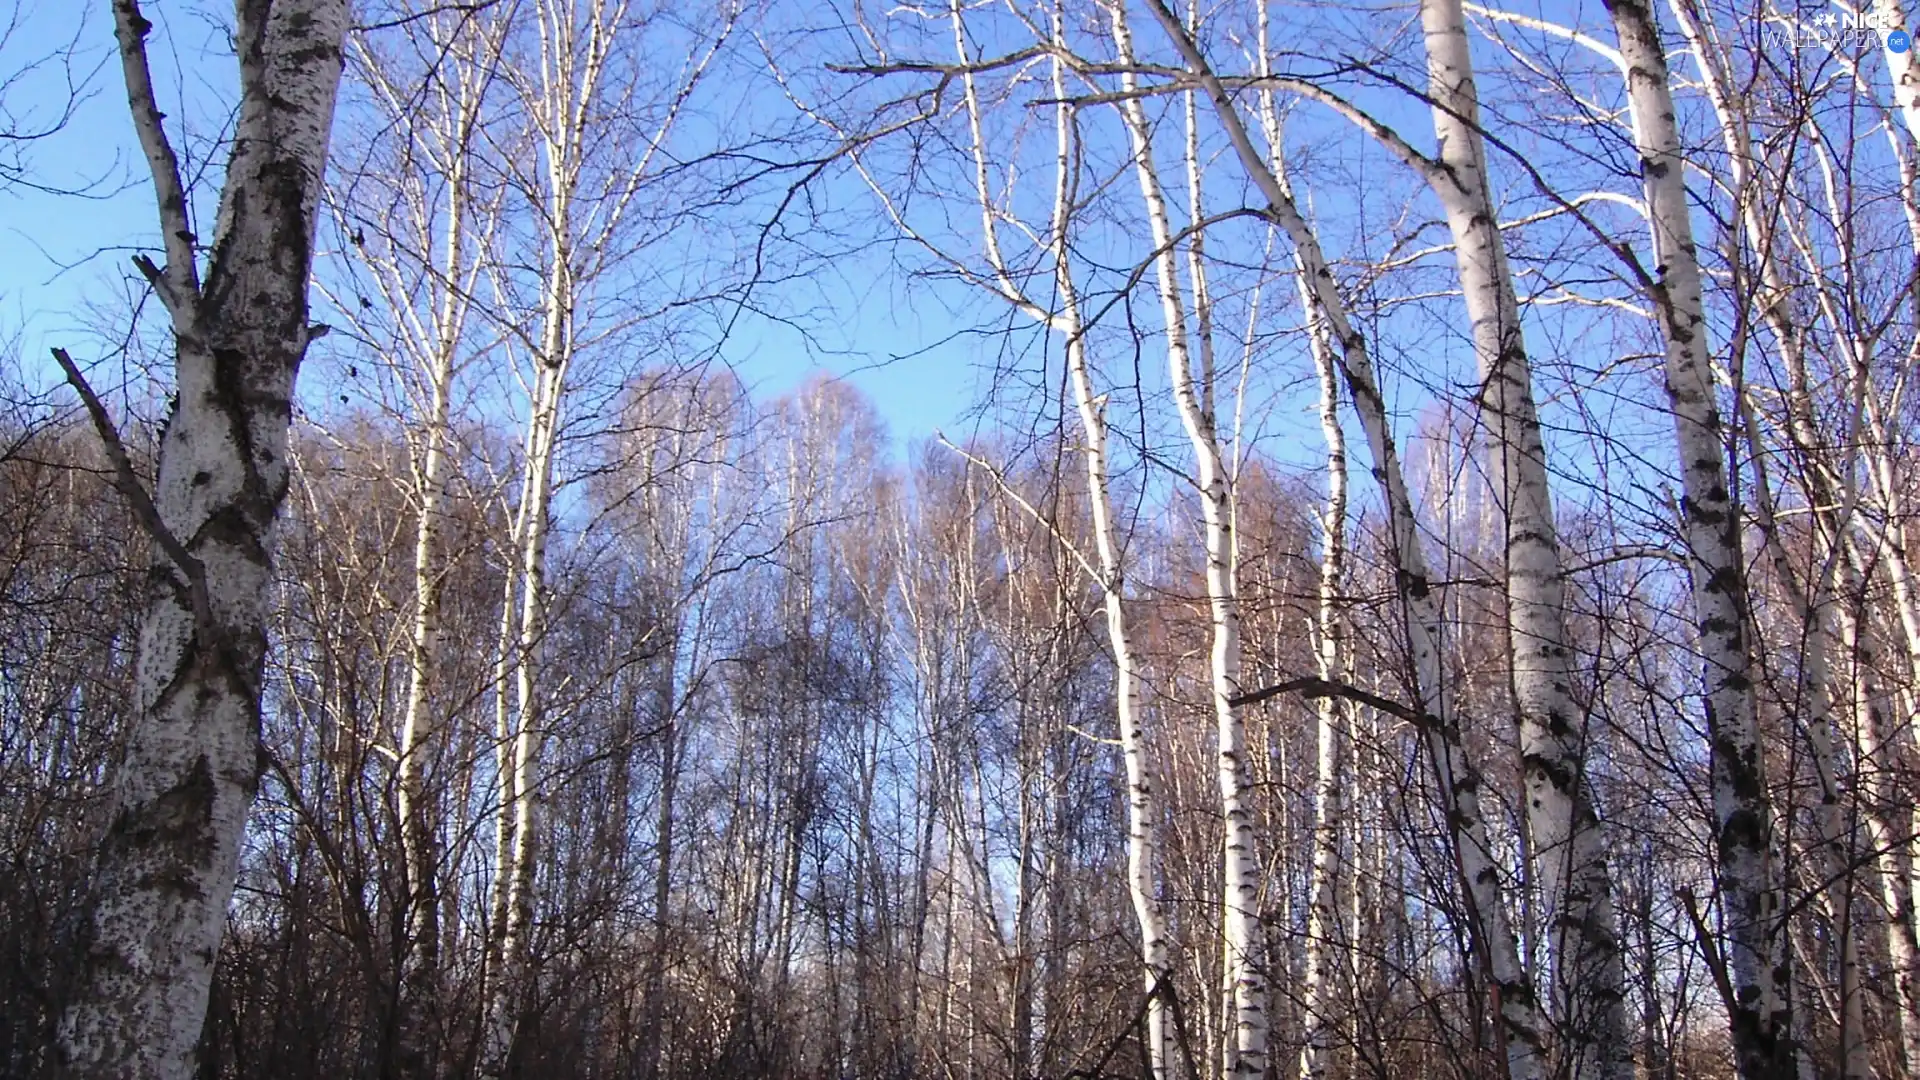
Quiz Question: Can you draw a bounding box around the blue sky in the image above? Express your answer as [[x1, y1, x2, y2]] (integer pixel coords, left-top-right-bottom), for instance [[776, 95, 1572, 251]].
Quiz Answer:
[[0, 0, 983, 450], [14, 0, 1894, 530], [0, 0, 1666, 503]]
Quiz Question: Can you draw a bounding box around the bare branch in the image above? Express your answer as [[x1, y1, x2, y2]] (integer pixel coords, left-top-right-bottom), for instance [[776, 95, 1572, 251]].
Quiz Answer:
[[51, 346, 212, 636], [1226, 674, 1423, 723], [1463, 3, 1627, 73], [111, 0, 201, 327], [935, 432, 1104, 588]]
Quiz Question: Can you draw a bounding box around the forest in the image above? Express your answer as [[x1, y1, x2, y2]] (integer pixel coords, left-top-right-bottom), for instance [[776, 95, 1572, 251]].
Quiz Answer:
[[2, 0, 1916, 1078]]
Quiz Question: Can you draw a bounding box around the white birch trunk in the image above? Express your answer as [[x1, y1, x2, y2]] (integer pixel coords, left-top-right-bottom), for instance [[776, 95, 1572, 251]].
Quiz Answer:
[[1134, 5, 1547, 1074], [1603, 2, 1793, 1073], [57, 2, 349, 1077], [482, 32, 581, 1070], [1417, 4, 1629, 1074], [1058, 243, 1176, 1080], [377, 29, 501, 1060], [484, 508, 524, 1001], [945, 5, 1176, 1069], [1762, 536, 1867, 1080], [1858, 7, 1920, 1052], [1106, 8, 1264, 1073], [1839, 582, 1920, 1077], [1297, 271, 1348, 1080], [477, 0, 704, 1058], [1670, 7, 1904, 1069], [483, 333, 569, 1080], [1063, 323, 1176, 1079], [394, 244, 455, 1080]]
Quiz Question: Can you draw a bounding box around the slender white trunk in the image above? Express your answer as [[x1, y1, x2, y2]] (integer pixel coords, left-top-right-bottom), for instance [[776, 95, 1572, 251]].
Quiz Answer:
[[1858, 9, 1920, 1050], [1418, 4, 1629, 1073], [1106, 8, 1263, 1073], [946, 4, 1175, 1069], [1135, 6, 1547, 1074], [1839, 578, 1920, 1077], [1297, 271, 1348, 1080], [1770, 550, 1867, 1080], [395, 291, 452, 1078], [482, 363, 565, 1076], [481, 127, 575, 1078], [390, 86, 486, 1073], [1672, 7, 1903, 1069], [1064, 333, 1175, 1077], [484, 507, 523, 1000], [1604, 2, 1792, 1074], [57, 3, 349, 1077]]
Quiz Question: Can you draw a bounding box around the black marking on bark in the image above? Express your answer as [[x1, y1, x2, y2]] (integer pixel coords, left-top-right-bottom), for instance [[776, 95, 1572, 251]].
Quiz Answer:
[[107, 754, 218, 902]]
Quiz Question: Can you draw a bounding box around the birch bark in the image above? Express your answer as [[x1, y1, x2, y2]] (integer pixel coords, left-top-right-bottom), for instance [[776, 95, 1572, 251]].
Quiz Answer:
[[482, 4, 592, 1066], [341, 16, 507, 1072], [1296, 270, 1348, 1080], [1105, 7, 1264, 1072], [942, 6, 1177, 1070], [482, 354, 566, 1078], [57, 2, 348, 1077], [1417, 4, 1629, 1074], [474, 1, 731, 1063], [1603, 1, 1793, 1074], [1135, 5, 1547, 1075], [1839, 575, 1920, 1077]]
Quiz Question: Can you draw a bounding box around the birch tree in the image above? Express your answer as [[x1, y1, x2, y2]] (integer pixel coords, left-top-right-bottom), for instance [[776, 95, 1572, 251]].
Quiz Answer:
[[1136, 5, 1549, 1076], [479, 2, 733, 1068], [808, 5, 1181, 1068], [1295, 272, 1349, 1080], [1106, 5, 1265, 1072], [1602, 1, 1793, 1074], [326, 9, 511, 1071], [1417, 4, 1628, 1071], [54, 1, 349, 1077]]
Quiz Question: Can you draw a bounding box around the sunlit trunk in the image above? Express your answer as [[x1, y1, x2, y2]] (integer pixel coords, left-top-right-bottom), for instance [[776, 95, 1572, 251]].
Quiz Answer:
[[1107, 9, 1264, 1073], [1604, 2, 1792, 1073], [1419, 3, 1629, 1073], [57, 3, 349, 1077]]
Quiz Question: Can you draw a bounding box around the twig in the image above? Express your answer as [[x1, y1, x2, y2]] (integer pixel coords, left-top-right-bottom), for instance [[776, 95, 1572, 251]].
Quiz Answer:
[[935, 432, 1105, 588], [1228, 673, 1423, 723], [1677, 887, 1739, 1019]]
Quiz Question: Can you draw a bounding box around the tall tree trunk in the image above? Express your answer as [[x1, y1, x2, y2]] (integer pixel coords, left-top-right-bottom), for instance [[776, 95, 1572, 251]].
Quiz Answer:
[[943, 2, 1178, 1068], [385, 95, 490, 1080], [1139, 5, 1547, 1076], [1106, 8, 1265, 1073], [1603, 2, 1794, 1074], [484, 512, 523, 1018], [482, 353, 566, 1078], [641, 635, 680, 1080], [1840, 579, 1920, 1077], [1418, 3, 1629, 1073], [57, 2, 349, 1077], [395, 297, 453, 1080], [1297, 272, 1349, 1080]]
